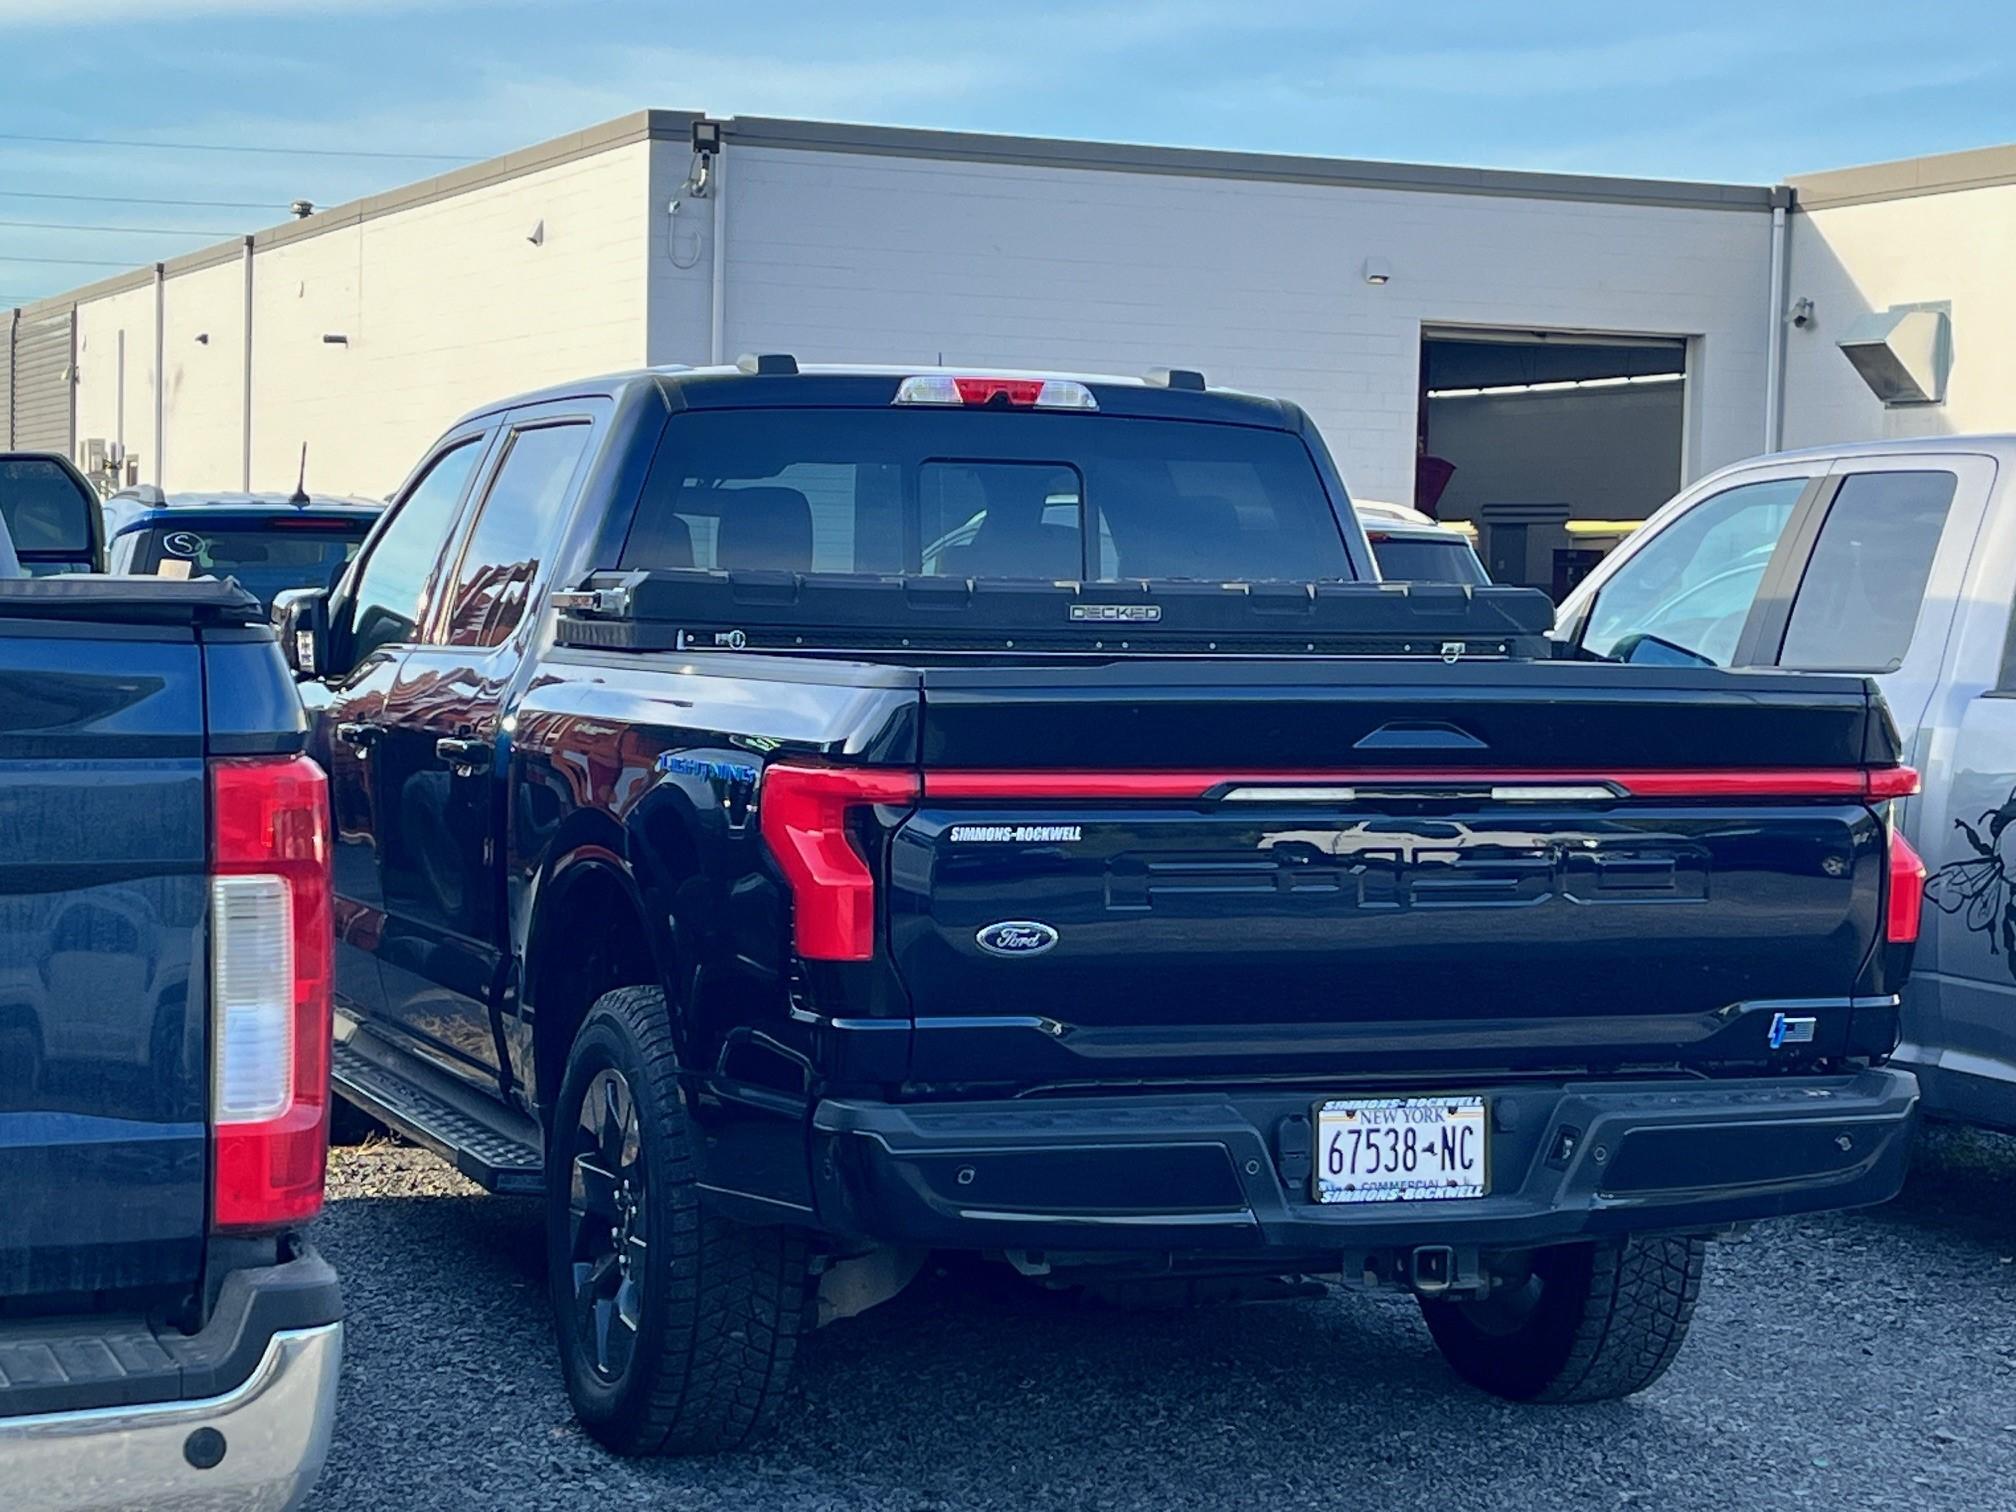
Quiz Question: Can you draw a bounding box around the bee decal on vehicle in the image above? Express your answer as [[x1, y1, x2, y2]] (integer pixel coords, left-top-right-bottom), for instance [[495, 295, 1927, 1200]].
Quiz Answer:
[[1925, 785, 2016, 975]]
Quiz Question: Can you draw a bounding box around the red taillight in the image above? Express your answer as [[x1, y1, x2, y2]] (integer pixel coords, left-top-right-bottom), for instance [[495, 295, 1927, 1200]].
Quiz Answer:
[[955, 377, 1044, 406], [758, 763, 918, 961], [922, 767, 1921, 802], [1867, 766, 1923, 800], [1887, 827, 1926, 946], [209, 753, 332, 1233]]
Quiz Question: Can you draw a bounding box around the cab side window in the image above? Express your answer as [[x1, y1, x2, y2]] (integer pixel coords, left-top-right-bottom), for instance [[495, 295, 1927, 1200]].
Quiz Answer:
[[1777, 470, 1956, 672], [1581, 476, 1809, 666], [346, 440, 483, 664], [441, 422, 591, 648]]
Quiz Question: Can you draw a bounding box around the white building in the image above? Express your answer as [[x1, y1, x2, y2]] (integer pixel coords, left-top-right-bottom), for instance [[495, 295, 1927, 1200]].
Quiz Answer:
[[1, 110, 2007, 592]]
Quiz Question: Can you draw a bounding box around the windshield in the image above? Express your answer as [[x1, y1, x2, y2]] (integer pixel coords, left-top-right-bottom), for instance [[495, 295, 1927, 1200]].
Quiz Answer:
[[622, 409, 1354, 582], [1368, 533, 1488, 584], [128, 518, 371, 607]]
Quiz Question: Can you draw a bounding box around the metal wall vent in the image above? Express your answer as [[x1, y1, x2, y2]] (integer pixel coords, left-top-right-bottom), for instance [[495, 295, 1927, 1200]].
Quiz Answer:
[[1837, 303, 1951, 406]]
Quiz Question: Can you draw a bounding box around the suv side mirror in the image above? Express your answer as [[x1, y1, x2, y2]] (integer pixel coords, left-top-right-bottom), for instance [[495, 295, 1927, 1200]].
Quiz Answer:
[[271, 587, 332, 680]]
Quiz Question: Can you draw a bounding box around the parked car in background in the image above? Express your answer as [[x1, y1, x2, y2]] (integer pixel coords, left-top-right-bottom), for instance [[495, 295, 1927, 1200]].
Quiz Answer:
[[277, 360, 1919, 1455], [0, 453, 107, 574], [0, 570, 341, 1511], [104, 486, 384, 610], [1555, 435, 2016, 1132], [1353, 498, 1489, 584]]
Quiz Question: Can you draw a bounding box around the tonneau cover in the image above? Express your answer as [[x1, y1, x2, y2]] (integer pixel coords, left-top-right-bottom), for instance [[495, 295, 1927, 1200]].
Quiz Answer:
[[0, 575, 263, 627]]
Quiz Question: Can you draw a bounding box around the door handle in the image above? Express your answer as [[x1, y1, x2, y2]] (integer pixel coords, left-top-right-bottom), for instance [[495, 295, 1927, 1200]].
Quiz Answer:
[[334, 721, 382, 750], [435, 735, 493, 772]]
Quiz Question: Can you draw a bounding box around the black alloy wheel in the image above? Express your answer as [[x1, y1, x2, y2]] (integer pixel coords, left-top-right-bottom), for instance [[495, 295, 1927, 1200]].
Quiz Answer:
[[567, 1066, 647, 1382]]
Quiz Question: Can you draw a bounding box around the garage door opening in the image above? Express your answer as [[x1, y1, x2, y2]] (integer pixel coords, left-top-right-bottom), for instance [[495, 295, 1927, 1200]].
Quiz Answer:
[[1416, 329, 1686, 598]]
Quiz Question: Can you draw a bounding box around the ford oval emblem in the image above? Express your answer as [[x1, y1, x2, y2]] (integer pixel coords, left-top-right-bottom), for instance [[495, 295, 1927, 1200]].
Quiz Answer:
[[976, 920, 1059, 957]]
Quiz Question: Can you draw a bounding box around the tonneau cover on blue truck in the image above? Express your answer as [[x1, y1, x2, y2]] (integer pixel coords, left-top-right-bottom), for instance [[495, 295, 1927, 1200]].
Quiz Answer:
[[0, 576, 262, 626]]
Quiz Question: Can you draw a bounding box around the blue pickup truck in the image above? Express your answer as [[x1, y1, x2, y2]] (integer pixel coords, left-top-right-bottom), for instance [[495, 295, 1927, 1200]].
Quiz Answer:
[[274, 360, 1922, 1455], [0, 571, 340, 1509]]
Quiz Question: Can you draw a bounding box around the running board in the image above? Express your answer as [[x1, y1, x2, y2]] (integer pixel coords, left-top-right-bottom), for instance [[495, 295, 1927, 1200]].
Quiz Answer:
[[331, 1035, 545, 1195]]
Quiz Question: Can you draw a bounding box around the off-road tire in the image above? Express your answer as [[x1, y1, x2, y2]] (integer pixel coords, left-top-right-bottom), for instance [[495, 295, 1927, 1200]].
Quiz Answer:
[[547, 985, 812, 1455], [1420, 1235, 1705, 1403]]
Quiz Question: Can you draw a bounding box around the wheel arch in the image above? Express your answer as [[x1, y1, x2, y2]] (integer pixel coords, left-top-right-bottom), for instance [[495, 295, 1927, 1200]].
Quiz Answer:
[[523, 843, 664, 1122]]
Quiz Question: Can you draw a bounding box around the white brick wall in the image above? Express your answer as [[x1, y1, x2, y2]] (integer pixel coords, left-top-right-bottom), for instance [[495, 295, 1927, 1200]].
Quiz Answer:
[[72, 140, 655, 499], [66, 129, 1785, 508], [679, 144, 1776, 503], [162, 258, 246, 492], [1782, 185, 2016, 448], [74, 282, 157, 484], [645, 141, 717, 366]]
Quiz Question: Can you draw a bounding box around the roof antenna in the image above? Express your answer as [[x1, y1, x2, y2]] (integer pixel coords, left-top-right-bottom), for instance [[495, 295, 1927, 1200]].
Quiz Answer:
[[289, 444, 310, 506]]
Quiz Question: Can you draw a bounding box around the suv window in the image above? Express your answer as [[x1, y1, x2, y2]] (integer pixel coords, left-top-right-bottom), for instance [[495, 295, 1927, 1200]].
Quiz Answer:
[[625, 409, 1351, 582], [1582, 476, 1808, 666], [443, 422, 591, 647], [347, 440, 482, 664], [1778, 470, 1956, 672], [128, 518, 371, 610]]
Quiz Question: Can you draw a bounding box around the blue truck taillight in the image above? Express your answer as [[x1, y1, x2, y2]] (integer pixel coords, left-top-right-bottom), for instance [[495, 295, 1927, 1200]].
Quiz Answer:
[[209, 754, 334, 1233]]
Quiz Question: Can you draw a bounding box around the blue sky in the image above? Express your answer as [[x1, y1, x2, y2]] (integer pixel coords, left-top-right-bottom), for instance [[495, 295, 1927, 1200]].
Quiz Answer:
[[3, 0, 2013, 305]]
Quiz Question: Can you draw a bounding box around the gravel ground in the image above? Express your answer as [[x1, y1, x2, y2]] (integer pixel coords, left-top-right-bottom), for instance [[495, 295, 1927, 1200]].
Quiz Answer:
[[304, 1124, 2016, 1512]]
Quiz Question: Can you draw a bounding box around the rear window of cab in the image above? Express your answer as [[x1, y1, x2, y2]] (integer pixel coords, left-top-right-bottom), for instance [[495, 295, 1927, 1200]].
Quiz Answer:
[[621, 409, 1356, 582]]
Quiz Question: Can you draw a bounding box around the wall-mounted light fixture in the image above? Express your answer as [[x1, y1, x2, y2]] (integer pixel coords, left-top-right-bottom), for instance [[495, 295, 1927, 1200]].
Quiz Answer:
[[1363, 257, 1392, 286], [322, 333, 349, 346], [194, 332, 210, 345], [527, 219, 545, 246]]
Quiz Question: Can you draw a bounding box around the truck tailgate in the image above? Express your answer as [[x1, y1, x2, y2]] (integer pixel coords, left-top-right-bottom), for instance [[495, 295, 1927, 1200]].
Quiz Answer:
[[888, 659, 1898, 1086], [0, 620, 210, 1298]]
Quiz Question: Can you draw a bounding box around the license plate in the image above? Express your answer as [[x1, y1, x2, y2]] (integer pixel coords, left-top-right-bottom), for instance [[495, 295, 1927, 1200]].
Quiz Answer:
[[1313, 1096, 1488, 1204]]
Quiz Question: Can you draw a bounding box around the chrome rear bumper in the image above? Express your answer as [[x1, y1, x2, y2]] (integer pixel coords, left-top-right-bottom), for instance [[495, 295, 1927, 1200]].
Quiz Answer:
[[1, 1322, 341, 1512]]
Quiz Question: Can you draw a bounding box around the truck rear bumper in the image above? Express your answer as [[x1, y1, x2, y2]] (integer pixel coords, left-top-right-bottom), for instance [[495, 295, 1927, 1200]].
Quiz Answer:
[[811, 1068, 1918, 1255], [0, 1248, 342, 1512]]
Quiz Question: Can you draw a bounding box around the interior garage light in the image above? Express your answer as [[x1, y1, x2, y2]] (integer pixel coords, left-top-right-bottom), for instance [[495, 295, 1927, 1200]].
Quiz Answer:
[[1426, 372, 1684, 400]]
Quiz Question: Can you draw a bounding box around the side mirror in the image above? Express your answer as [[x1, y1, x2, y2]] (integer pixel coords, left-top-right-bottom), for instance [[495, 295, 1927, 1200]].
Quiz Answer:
[[1609, 631, 1716, 669], [271, 587, 332, 681]]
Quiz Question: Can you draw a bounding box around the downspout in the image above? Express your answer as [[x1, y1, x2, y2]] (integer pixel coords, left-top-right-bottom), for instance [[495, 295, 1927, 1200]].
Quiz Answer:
[[152, 263, 166, 486], [241, 236, 254, 491], [1763, 185, 1792, 453], [708, 132, 728, 366]]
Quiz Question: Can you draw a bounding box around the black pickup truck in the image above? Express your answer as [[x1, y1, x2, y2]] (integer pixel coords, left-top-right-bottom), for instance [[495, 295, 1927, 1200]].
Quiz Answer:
[[278, 361, 1921, 1456], [0, 574, 339, 1510]]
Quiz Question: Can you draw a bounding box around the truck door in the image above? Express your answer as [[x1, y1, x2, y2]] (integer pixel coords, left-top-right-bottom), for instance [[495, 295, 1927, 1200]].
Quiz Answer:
[[373, 414, 596, 1091], [1813, 454, 2009, 1125], [319, 433, 490, 1036]]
